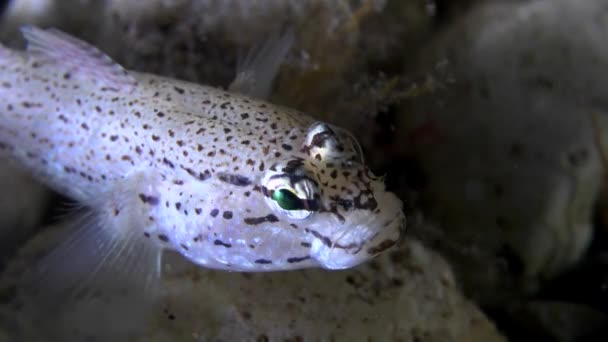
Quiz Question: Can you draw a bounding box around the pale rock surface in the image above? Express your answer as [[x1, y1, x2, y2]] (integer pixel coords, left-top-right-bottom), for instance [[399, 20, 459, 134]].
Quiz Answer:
[[0, 222, 505, 341]]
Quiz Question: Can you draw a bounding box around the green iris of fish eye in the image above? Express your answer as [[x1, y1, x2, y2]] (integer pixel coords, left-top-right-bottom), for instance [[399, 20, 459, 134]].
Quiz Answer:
[[272, 189, 303, 211]]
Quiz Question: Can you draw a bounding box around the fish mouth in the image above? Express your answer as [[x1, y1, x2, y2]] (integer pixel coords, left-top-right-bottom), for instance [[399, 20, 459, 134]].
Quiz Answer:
[[313, 212, 405, 270]]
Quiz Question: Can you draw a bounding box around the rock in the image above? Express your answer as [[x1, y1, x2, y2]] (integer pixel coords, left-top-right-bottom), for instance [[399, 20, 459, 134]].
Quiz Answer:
[[1, 0, 383, 87], [500, 301, 608, 341], [0, 1, 505, 340], [391, 0, 608, 305], [0, 161, 49, 263]]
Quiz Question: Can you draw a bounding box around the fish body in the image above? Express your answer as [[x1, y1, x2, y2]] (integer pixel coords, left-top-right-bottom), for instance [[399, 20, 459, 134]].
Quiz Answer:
[[0, 27, 404, 283]]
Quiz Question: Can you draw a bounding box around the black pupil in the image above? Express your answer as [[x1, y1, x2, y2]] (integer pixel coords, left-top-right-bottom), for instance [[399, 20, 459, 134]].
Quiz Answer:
[[273, 189, 303, 210]]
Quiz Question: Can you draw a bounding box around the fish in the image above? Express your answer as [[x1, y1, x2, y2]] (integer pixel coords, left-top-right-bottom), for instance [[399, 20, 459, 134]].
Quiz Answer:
[[0, 26, 405, 295]]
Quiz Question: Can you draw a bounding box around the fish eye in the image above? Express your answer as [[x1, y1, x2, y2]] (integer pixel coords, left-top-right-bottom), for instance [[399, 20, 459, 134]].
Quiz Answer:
[[267, 184, 316, 220], [262, 170, 318, 220], [271, 188, 303, 211]]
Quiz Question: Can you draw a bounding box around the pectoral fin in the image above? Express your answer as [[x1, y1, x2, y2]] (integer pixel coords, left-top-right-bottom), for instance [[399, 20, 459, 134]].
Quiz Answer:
[[24, 210, 162, 299], [21, 172, 166, 322]]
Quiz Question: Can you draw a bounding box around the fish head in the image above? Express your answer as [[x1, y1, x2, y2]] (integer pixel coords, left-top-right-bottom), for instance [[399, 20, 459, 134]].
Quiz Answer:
[[259, 122, 405, 269], [179, 122, 404, 272]]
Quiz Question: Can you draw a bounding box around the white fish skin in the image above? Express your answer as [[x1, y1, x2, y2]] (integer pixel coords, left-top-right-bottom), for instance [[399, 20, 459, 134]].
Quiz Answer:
[[0, 27, 405, 293]]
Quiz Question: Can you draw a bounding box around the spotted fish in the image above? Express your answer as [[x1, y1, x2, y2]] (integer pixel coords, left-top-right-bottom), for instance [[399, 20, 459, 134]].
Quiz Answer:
[[0, 27, 404, 292]]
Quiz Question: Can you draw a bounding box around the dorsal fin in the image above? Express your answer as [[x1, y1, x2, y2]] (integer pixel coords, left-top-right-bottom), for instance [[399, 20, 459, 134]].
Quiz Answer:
[[228, 27, 295, 100], [20, 26, 137, 92]]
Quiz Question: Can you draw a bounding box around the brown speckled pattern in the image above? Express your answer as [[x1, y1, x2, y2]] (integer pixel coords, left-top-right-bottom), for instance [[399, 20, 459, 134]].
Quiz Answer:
[[0, 27, 404, 272]]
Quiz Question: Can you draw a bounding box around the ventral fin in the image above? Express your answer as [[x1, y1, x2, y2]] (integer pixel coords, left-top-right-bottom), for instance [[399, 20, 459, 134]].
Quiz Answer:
[[20, 26, 137, 92], [228, 27, 295, 100]]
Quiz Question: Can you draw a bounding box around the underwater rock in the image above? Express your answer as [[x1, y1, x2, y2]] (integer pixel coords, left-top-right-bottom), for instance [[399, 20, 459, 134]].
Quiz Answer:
[[499, 300, 608, 341], [0, 222, 505, 341], [392, 0, 607, 305], [0, 0, 505, 340], [0, 162, 49, 263], [1, 0, 384, 88]]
